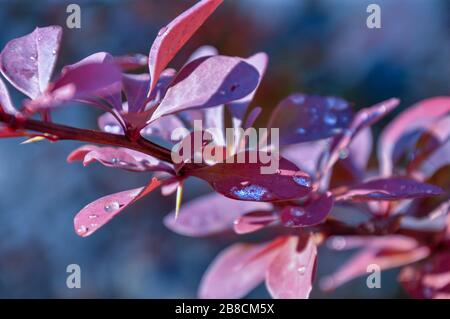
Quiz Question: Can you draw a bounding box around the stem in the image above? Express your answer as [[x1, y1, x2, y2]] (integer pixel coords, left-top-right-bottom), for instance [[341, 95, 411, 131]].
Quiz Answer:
[[0, 111, 174, 163]]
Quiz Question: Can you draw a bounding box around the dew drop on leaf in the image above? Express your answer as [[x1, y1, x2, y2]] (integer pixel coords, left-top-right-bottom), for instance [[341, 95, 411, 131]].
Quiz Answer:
[[104, 201, 120, 213]]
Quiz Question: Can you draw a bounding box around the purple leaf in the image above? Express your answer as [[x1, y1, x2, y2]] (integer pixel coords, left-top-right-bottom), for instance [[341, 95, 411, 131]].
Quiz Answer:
[[378, 97, 450, 176], [336, 177, 443, 202], [399, 252, 450, 299], [0, 26, 62, 99], [150, 56, 260, 122], [268, 94, 353, 145], [148, 0, 223, 94], [189, 151, 313, 202], [228, 52, 268, 125], [199, 237, 286, 299], [280, 192, 334, 227], [233, 210, 277, 234], [122, 73, 150, 113], [164, 193, 270, 237], [266, 235, 317, 299], [74, 177, 162, 237], [323, 98, 400, 174], [67, 145, 173, 173], [0, 77, 16, 114]]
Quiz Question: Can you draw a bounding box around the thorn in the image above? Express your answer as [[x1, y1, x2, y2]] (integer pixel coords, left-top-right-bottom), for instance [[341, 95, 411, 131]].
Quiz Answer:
[[175, 182, 184, 220], [20, 136, 46, 144]]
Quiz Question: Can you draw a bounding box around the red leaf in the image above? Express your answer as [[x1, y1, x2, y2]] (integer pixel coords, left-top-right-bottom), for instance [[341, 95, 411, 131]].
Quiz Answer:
[[189, 151, 313, 202], [148, 0, 223, 94], [280, 192, 334, 227], [73, 177, 161, 237], [266, 235, 318, 299], [0, 26, 62, 99], [199, 237, 286, 299], [335, 177, 443, 202]]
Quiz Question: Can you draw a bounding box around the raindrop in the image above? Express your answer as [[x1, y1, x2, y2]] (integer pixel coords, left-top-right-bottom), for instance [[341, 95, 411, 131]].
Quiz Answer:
[[330, 236, 346, 250], [293, 176, 311, 187], [30, 55, 36, 61], [297, 128, 306, 135], [323, 113, 338, 126], [104, 201, 120, 213], [111, 158, 120, 164], [52, 49, 57, 55], [291, 208, 305, 217], [297, 266, 306, 274], [90, 223, 98, 228], [77, 225, 88, 234], [88, 214, 98, 219], [231, 185, 267, 201], [157, 26, 168, 36], [339, 149, 349, 159]]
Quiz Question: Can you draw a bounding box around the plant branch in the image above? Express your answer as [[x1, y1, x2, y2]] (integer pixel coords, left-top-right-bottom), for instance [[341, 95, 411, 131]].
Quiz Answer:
[[0, 111, 174, 164]]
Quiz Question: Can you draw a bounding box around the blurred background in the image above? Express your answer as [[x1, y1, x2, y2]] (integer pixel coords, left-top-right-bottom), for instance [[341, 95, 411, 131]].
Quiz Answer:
[[0, 0, 449, 298]]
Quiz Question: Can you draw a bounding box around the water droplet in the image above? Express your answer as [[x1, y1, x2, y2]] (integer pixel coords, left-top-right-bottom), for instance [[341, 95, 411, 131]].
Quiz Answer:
[[297, 128, 306, 135], [157, 26, 168, 36], [330, 236, 346, 250], [77, 225, 88, 234], [339, 149, 349, 159], [297, 266, 306, 274], [327, 97, 348, 111], [231, 185, 267, 201], [90, 223, 98, 228], [219, 90, 226, 95], [104, 124, 122, 134], [52, 49, 57, 55], [240, 181, 250, 186], [30, 55, 36, 61], [111, 158, 120, 164], [104, 201, 120, 213], [323, 113, 338, 126], [293, 176, 311, 187], [291, 95, 305, 105], [291, 208, 305, 217], [88, 214, 98, 219]]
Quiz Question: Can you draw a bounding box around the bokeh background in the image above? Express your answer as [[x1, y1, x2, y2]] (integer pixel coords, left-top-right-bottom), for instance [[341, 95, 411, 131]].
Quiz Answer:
[[0, 0, 449, 298]]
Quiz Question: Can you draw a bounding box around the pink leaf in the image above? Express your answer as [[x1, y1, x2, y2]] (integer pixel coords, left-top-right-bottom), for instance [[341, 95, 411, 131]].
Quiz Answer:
[[0, 26, 62, 99], [266, 235, 318, 299], [164, 193, 270, 237], [233, 210, 277, 234], [74, 177, 161, 237], [321, 235, 429, 291], [67, 145, 173, 173], [378, 97, 450, 176], [228, 52, 268, 124], [280, 192, 334, 227], [199, 237, 286, 299], [114, 53, 147, 72], [335, 177, 443, 202], [189, 151, 313, 202], [281, 140, 328, 176], [0, 77, 16, 114], [150, 56, 260, 121], [268, 94, 353, 144], [148, 0, 223, 94]]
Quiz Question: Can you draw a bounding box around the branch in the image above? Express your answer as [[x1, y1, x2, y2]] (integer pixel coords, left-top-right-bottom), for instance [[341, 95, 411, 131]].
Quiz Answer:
[[0, 111, 174, 163]]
